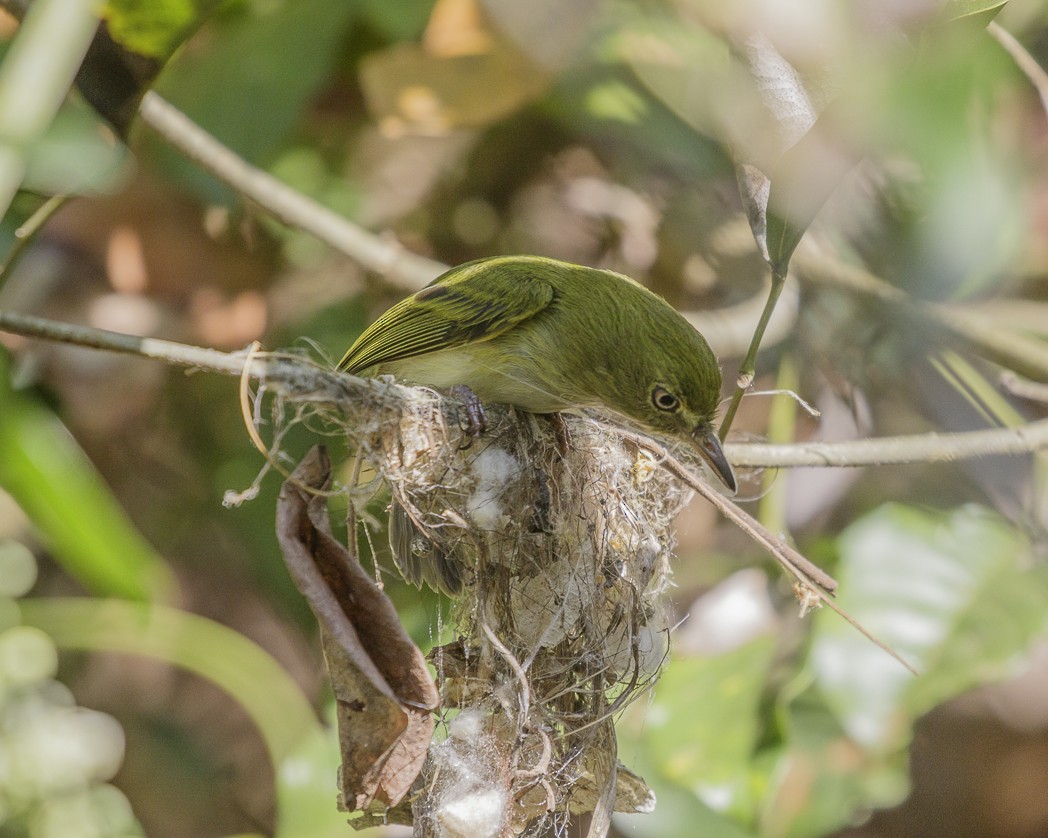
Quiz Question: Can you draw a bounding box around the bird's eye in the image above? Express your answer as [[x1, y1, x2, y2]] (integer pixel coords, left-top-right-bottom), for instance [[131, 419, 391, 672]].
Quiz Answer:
[[651, 386, 680, 412]]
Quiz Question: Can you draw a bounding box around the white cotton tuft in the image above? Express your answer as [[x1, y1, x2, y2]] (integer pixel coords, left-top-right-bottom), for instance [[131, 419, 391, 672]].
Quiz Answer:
[[437, 788, 507, 838], [466, 447, 519, 530], [447, 708, 487, 741]]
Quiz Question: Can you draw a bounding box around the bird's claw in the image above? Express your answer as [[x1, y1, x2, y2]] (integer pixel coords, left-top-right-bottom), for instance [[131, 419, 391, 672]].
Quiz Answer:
[[449, 384, 487, 447]]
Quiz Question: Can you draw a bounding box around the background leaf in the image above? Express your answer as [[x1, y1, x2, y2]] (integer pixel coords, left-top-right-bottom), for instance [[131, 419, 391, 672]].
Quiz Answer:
[[812, 503, 1047, 750], [0, 352, 174, 601]]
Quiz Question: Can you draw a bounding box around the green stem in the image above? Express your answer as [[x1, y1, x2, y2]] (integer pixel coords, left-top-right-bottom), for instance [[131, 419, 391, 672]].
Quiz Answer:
[[757, 352, 799, 534], [0, 193, 68, 291], [719, 263, 788, 438], [0, 0, 99, 215]]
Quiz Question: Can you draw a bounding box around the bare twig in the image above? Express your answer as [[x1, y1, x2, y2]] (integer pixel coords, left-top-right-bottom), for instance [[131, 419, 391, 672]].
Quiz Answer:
[[0, 194, 69, 289], [3, 308, 1048, 471], [136, 92, 447, 292], [1000, 371, 1048, 404], [617, 430, 920, 676], [725, 420, 1048, 468], [613, 428, 837, 593], [136, 92, 786, 357], [989, 21, 1048, 123]]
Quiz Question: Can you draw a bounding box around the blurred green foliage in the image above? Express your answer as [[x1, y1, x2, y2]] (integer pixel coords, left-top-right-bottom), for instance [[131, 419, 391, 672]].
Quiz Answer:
[[0, 352, 173, 602], [103, 0, 210, 60], [0, 544, 145, 838]]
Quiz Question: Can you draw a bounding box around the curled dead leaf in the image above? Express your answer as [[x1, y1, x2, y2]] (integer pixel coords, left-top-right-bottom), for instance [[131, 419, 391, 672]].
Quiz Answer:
[[276, 446, 438, 811]]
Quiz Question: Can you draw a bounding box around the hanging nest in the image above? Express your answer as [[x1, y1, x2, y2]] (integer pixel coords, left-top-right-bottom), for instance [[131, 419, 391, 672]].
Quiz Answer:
[[268, 365, 696, 836]]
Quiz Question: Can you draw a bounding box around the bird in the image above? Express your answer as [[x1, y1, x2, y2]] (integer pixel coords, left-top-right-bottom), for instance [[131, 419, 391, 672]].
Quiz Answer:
[[339, 254, 734, 593]]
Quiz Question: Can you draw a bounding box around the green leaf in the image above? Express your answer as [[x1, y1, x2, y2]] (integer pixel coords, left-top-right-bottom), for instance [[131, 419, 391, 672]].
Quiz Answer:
[[21, 597, 344, 834], [19, 598, 324, 771], [811, 503, 1047, 751], [0, 352, 174, 601], [102, 0, 212, 60], [763, 98, 860, 274], [940, 0, 1008, 24], [623, 637, 777, 822], [155, 0, 357, 168], [274, 704, 348, 838]]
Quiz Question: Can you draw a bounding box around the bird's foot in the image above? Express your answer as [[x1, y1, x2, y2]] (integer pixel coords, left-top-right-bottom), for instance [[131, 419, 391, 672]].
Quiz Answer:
[[449, 384, 487, 447], [546, 412, 571, 457]]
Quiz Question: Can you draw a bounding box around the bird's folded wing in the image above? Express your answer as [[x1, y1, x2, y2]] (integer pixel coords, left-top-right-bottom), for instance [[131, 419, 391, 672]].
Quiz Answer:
[[339, 266, 554, 373]]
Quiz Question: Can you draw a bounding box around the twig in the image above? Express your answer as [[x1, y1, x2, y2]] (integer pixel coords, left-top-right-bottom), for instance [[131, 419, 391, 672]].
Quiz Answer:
[[719, 263, 788, 436], [136, 91, 447, 292], [614, 428, 837, 593], [1000, 371, 1048, 404], [137, 92, 787, 358], [0, 307, 267, 376], [3, 309, 1048, 471], [989, 21, 1048, 124], [682, 274, 799, 360], [726, 420, 1048, 468], [0, 194, 69, 289], [617, 430, 920, 676]]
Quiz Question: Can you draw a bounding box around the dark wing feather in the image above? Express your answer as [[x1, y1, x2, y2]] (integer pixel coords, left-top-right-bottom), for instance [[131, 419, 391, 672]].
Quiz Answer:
[[338, 259, 555, 373]]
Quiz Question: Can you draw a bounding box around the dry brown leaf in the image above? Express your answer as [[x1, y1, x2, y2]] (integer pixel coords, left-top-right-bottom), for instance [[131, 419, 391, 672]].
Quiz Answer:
[[276, 446, 438, 811]]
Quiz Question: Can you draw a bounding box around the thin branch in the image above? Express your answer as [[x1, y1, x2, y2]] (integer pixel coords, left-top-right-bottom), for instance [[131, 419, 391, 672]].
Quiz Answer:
[[0, 307, 263, 376], [683, 274, 799, 360], [137, 92, 783, 356], [0, 194, 69, 290], [3, 308, 1048, 470], [617, 429, 920, 676], [1000, 371, 1048, 404], [726, 420, 1048, 468], [614, 429, 837, 592], [719, 263, 788, 437], [988, 21, 1048, 124], [136, 92, 447, 292]]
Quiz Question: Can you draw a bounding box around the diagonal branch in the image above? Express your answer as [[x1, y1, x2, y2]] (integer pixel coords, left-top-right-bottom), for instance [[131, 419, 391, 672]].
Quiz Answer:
[[136, 91, 447, 292], [988, 21, 1048, 123]]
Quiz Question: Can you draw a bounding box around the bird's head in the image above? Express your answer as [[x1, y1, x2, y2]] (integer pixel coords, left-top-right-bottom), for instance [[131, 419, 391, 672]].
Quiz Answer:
[[597, 321, 735, 494], [631, 375, 736, 494]]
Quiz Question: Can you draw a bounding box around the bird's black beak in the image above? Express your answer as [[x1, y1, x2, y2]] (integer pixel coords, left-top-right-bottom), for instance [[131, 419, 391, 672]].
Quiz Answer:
[[693, 424, 737, 495]]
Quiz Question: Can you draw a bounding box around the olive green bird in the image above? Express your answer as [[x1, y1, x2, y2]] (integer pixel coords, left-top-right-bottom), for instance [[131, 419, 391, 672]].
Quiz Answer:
[[339, 255, 735, 593]]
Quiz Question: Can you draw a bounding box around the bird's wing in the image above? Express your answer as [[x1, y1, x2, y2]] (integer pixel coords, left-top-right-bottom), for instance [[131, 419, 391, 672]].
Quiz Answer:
[[338, 262, 555, 373]]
